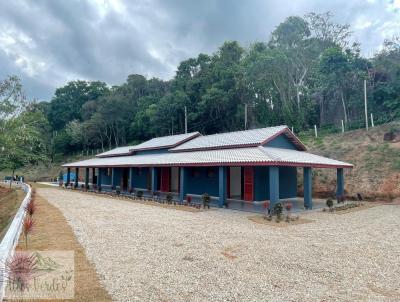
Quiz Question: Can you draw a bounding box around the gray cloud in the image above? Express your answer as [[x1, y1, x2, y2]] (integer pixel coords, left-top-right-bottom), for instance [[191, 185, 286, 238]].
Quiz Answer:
[[0, 0, 398, 101]]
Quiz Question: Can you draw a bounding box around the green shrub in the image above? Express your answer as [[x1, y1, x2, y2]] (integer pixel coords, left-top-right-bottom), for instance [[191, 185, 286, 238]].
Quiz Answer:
[[166, 192, 173, 204], [202, 193, 210, 209], [273, 203, 283, 220], [136, 190, 143, 199], [326, 198, 334, 209]]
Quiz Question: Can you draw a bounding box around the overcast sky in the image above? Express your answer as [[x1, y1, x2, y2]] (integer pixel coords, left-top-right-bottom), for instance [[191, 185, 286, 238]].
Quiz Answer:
[[0, 0, 399, 101]]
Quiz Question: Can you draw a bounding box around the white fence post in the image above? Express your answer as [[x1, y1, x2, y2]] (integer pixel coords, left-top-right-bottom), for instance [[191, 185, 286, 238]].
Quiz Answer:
[[314, 125, 318, 138]]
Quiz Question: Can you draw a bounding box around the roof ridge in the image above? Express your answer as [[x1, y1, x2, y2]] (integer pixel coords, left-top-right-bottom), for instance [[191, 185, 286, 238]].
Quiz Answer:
[[196, 125, 287, 139]]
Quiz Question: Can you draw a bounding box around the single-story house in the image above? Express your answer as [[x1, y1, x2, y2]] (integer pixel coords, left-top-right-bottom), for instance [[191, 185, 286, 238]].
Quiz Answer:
[[63, 125, 352, 211]]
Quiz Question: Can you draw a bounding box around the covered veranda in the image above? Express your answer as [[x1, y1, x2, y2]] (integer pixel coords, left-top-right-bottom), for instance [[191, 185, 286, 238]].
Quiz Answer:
[[64, 162, 347, 212]]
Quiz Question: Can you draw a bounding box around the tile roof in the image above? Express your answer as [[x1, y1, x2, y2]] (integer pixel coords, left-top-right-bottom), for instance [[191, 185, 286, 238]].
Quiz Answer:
[[96, 146, 136, 158], [96, 132, 200, 157], [64, 146, 352, 168], [129, 132, 200, 152], [170, 125, 305, 151]]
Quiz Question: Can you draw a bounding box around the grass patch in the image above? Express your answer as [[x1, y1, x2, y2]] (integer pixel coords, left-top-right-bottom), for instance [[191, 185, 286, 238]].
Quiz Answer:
[[0, 185, 24, 240]]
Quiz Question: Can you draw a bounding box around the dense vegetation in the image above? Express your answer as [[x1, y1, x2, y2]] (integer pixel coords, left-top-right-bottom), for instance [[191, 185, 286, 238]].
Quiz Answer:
[[0, 12, 399, 172]]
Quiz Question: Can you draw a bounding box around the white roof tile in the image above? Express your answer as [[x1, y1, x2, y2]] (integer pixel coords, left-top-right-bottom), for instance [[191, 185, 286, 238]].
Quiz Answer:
[[171, 125, 296, 151], [64, 146, 352, 168], [96, 132, 200, 157], [96, 146, 136, 157], [129, 132, 200, 152]]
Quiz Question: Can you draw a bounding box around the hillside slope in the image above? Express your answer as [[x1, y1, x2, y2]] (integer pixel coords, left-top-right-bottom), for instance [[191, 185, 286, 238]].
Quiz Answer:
[[303, 121, 400, 200]]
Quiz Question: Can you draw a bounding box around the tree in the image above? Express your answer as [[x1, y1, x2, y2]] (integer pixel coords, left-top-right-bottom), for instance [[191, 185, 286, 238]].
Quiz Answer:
[[48, 81, 109, 130]]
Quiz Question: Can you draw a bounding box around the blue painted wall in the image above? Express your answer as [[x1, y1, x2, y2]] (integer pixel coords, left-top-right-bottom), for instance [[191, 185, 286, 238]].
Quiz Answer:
[[132, 167, 150, 189], [279, 166, 297, 199], [100, 168, 112, 185], [254, 166, 269, 201], [264, 134, 297, 150], [111, 168, 123, 187], [253, 166, 297, 201], [186, 167, 219, 196]]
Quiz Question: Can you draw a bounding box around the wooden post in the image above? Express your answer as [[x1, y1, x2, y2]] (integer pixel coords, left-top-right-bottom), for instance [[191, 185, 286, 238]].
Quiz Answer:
[[341, 120, 344, 133], [370, 113, 375, 128], [314, 125, 318, 138]]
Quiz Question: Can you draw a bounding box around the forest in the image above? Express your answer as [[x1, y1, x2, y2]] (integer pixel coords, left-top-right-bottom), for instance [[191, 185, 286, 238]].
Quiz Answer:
[[0, 12, 399, 173]]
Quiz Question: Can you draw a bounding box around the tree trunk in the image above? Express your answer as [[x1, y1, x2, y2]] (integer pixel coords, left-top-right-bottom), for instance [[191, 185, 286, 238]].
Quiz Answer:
[[10, 168, 15, 188]]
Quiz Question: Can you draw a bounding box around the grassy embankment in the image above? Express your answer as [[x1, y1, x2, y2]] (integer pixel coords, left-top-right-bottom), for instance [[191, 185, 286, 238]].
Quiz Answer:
[[0, 185, 24, 240]]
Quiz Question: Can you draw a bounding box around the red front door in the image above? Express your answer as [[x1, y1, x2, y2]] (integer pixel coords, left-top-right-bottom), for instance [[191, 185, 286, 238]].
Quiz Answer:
[[160, 167, 170, 192], [244, 167, 254, 201]]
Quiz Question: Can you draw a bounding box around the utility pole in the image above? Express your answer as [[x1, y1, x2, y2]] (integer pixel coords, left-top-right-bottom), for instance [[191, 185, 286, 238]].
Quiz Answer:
[[184, 106, 187, 134], [244, 104, 248, 130], [364, 79, 368, 131]]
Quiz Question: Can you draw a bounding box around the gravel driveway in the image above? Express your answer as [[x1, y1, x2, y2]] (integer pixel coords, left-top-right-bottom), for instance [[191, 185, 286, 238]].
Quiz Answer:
[[38, 188, 400, 302]]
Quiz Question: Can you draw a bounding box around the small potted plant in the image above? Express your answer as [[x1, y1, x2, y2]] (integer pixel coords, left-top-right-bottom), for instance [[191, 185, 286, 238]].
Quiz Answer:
[[273, 202, 283, 222], [263, 201, 270, 217], [285, 202, 293, 222], [202, 193, 210, 209], [166, 192, 173, 205]]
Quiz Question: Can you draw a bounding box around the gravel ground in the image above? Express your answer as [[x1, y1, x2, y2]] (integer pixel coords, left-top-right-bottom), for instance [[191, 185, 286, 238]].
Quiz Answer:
[[38, 188, 400, 302]]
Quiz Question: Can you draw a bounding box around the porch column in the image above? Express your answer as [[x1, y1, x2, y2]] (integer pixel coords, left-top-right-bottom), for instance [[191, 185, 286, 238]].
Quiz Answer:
[[219, 166, 227, 208], [336, 168, 344, 198], [74, 167, 79, 187], [151, 167, 158, 192], [85, 167, 89, 187], [129, 167, 134, 191], [92, 168, 96, 186], [179, 167, 187, 203], [303, 167, 313, 209], [97, 168, 102, 188], [111, 168, 117, 189], [269, 166, 280, 208], [66, 167, 71, 185]]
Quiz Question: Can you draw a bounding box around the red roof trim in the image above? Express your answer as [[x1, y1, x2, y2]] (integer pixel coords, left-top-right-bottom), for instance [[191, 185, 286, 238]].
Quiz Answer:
[[65, 161, 352, 169]]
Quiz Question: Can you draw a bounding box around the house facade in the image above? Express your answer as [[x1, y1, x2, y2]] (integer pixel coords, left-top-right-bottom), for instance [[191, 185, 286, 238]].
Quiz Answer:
[[63, 126, 352, 211]]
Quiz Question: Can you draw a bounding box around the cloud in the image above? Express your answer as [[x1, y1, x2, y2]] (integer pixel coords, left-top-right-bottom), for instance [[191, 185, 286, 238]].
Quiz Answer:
[[0, 0, 398, 101]]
